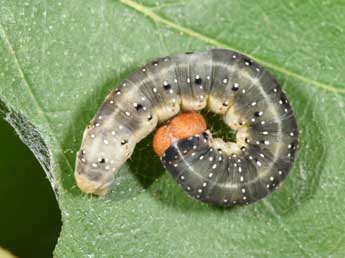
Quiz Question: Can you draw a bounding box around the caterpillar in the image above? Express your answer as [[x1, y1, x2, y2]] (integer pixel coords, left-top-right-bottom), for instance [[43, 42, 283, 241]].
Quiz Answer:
[[75, 49, 298, 206]]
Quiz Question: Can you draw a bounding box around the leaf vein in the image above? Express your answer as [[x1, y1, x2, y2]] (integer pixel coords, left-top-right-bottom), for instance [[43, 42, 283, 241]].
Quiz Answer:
[[120, 0, 345, 95], [0, 22, 74, 186]]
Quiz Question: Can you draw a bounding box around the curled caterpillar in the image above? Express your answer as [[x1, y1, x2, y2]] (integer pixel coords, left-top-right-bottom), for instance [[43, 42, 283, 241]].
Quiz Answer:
[[75, 49, 298, 206]]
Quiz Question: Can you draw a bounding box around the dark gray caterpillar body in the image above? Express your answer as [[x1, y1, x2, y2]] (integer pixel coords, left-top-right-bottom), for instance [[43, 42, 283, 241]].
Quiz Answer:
[[75, 49, 298, 206]]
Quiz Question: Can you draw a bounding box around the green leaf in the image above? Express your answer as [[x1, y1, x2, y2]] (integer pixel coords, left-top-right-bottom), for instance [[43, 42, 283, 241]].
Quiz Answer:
[[1, 0, 345, 257]]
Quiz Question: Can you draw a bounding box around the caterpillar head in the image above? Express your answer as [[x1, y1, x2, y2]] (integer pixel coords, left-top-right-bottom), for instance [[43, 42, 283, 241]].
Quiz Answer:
[[153, 111, 207, 156]]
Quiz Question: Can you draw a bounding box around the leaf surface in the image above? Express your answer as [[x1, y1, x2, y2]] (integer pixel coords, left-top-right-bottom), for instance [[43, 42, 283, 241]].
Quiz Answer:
[[1, 0, 344, 257]]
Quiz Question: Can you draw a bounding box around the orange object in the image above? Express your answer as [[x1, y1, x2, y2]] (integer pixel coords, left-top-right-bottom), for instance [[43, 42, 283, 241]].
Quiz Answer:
[[153, 112, 207, 156]]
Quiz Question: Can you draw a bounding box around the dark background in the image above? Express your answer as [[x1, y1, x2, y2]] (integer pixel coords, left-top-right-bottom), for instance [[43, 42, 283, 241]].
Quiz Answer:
[[0, 117, 61, 258]]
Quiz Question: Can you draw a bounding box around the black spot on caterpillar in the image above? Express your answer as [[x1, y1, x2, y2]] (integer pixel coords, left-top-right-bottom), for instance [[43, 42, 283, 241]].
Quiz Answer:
[[75, 49, 298, 206]]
